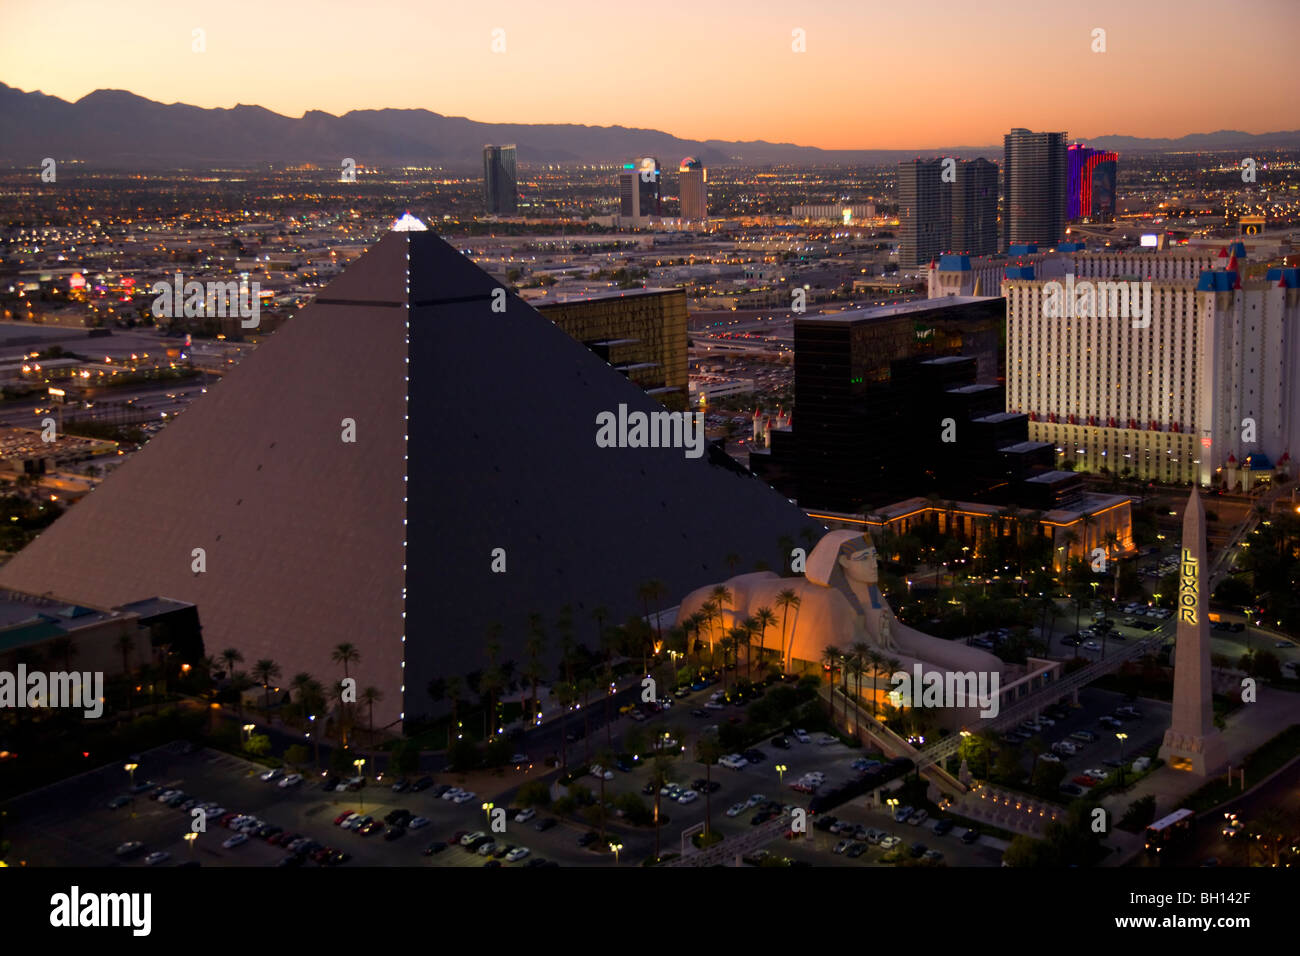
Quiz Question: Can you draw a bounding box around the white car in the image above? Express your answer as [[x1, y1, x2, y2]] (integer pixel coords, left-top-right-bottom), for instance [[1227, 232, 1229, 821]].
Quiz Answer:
[[908, 809, 928, 826], [460, 830, 487, 846], [259, 768, 284, 782], [407, 816, 430, 830], [1083, 768, 1110, 780], [1039, 752, 1062, 764], [745, 793, 767, 808], [589, 765, 614, 780], [505, 846, 531, 862], [453, 790, 476, 804], [816, 734, 836, 746], [725, 802, 746, 817], [514, 808, 537, 823], [793, 729, 811, 743], [878, 835, 901, 849], [442, 788, 464, 801], [477, 842, 497, 856], [278, 773, 303, 788], [222, 833, 248, 849], [677, 790, 699, 804], [144, 851, 170, 865], [719, 754, 747, 770], [705, 700, 725, 710]]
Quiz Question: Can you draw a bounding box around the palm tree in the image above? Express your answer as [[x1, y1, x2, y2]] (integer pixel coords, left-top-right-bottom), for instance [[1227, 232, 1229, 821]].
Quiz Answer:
[[229, 672, 254, 721], [331, 643, 360, 683], [650, 753, 673, 861], [719, 634, 737, 691], [777, 534, 795, 573], [709, 585, 733, 650], [252, 658, 281, 714], [867, 649, 884, 717], [577, 677, 595, 763], [555, 605, 575, 685], [361, 686, 383, 742], [219, 647, 243, 681], [845, 653, 863, 732], [601, 662, 616, 748], [741, 615, 759, 677], [637, 580, 666, 654], [695, 736, 725, 837], [821, 645, 841, 720], [445, 675, 465, 745], [590, 605, 609, 649], [775, 589, 800, 670], [555, 681, 576, 769], [753, 606, 777, 674], [290, 671, 313, 721], [724, 553, 740, 576]]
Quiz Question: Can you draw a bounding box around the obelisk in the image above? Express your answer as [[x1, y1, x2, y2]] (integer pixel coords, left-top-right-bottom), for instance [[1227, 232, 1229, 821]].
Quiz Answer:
[[1158, 488, 1227, 775]]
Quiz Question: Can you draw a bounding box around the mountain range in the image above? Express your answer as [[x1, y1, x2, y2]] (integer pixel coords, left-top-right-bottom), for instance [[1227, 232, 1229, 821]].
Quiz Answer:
[[3, 82, 1299, 169]]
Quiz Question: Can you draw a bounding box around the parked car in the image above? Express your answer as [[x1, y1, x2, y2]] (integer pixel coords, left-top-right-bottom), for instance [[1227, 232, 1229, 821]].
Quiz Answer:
[[960, 827, 980, 845]]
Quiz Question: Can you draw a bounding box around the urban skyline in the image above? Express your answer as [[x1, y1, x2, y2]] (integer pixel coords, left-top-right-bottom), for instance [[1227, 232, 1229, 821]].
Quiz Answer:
[[0, 0, 1297, 905]]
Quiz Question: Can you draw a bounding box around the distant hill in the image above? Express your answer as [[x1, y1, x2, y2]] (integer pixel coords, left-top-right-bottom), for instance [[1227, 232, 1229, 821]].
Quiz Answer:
[[2, 82, 1298, 169]]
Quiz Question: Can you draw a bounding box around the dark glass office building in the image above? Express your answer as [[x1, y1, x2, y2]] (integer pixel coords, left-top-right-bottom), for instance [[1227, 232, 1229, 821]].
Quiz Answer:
[[1003, 129, 1067, 248], [482, 144, 518, 215]]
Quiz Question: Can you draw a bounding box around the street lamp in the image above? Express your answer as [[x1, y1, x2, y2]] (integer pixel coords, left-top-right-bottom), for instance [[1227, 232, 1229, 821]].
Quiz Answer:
[[482, 801, 494, 826], [776, 763, 787, 783], [184, 831, 197, 856], [124, 762, 138, 818], [1116, 732, 1128, 784], [241, 723, 255, 745], [609, 841, 623, 864], [353, 758, 366, 810]]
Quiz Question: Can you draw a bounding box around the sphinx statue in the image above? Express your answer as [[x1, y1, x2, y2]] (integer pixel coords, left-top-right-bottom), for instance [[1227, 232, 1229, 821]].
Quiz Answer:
[[676, 529, 1004, 701]]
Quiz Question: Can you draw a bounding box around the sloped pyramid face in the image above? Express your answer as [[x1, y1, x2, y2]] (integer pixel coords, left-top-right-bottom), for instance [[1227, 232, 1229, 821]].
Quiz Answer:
[[0, 230, 822, 728]]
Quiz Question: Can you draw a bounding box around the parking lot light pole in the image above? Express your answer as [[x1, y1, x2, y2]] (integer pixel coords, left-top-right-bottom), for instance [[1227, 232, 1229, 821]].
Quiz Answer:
[[353, 758, 366, 811], [776, 763, 787, 784], [482, 802, 494, 827], [609, 842, 622, 865], [124, 763, 138, 817], [1116, 733, 1128, 785]]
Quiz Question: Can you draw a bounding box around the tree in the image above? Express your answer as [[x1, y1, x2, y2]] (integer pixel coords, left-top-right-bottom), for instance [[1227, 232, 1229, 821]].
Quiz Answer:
[[361, 686, 383, 741], [821, 645, 841, 720], [331, 642, 360, 684], [709, 585, 733, 652], [776, 589, 801, 670], [219, 647, 243, 681], [252, 659, 281, 714], [555, 681, 576, 769], [244, 733, 271, 756], [753, 606, 777, 674], [695, 736, 726, 837], [283, 744, 309, 768], [867, 649, 884, 717]]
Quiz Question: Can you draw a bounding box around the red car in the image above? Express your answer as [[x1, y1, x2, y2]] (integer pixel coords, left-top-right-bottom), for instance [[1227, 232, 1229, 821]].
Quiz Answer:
[[1072, 775, 1099, 788], [217, 812, 238, 827], [448, 830, 468, 846], [333, 810, 355, 826]]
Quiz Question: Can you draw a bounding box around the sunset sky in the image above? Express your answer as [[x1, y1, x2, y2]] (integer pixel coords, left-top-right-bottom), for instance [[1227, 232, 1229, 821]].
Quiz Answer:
[[4, 0, 1297, 150]]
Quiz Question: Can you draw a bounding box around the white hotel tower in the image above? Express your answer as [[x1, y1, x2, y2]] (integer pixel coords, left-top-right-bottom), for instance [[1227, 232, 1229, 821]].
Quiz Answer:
[[1004, 244, 1300, 487]]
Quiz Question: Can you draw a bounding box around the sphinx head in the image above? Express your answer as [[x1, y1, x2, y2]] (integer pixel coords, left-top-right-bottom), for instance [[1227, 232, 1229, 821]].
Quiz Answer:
[[837, 545, 879, 585]]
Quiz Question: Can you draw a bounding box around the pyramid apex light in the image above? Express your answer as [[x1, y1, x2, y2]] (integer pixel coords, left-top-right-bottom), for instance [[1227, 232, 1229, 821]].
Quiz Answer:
[[391, 213, 428, 232]]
